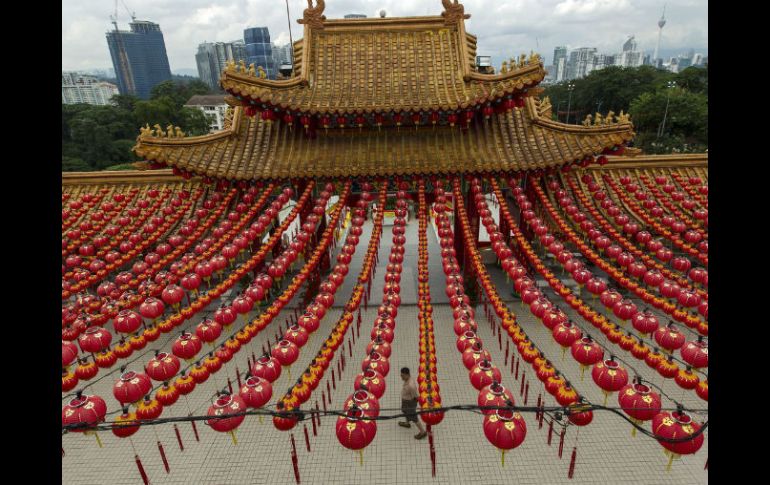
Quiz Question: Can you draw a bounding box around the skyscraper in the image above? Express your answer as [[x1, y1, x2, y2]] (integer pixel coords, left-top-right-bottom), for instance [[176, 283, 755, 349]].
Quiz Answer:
[[566, 48, 596, 80], [106, 20, 172, 99], [244, 27, 276, 79], [552, 46, 567, 81], [615, 36, 643, 68], [271, 43, 293, 68], [196, 41, 247, 91]]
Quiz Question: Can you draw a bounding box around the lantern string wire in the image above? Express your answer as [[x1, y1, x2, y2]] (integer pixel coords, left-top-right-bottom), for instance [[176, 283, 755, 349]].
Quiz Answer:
[[62, 402, 708, 444]]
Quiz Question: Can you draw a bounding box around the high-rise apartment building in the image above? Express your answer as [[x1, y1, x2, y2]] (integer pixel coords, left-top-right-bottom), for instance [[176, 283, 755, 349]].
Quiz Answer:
[[566, 48, 596, 80], [271, 43, 293, 68], [196, 41, 247, 91], [244, 27, 276, 79], [62, 72, 119, 105], [552, 46, 567, 82], [106, 20, 173, 99], [615, 36, 644, 68]]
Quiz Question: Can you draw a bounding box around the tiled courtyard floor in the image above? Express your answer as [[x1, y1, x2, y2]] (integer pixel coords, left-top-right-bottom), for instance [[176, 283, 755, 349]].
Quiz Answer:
[[62, 216, 708, 484]]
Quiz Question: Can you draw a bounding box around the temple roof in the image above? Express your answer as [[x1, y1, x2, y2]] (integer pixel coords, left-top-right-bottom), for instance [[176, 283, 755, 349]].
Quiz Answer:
[[220, 2, 546, 116], [134, 97, 634, 180]]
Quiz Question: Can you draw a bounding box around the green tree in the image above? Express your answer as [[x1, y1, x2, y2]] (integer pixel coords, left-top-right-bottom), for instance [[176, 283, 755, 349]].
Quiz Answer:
[[674, 66, 708, 95], [629, 88, 707, 153], [62, 156, 93, 172], [544, 65, 674, 122]]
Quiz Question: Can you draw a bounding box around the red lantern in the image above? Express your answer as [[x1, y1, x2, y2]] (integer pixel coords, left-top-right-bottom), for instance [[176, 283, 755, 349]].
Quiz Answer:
[[78, 327, 112, 353], [478, 382, 514, 414], [362, 351, 390, 377], [336, 407, 377, 455], [172, 332, 203, 361], [618, 381, 662, 434], [139, 297, 165, 320], [113, 370, 152, 405], [470, 360, 502, 390], [62, 341, 78, 368], [272, 340, 300, 366], [251, 355, 282, 383], [344, 389, 380, 418], [654, 323, 686, 353], [680, 339, 708, 368], [214, 305, 238, 328], [632, 310, 659, 334], [206, 394, 247, 444], [111, 410, 140, 438], [652, 410, 705, 470], [145, 352, 181, 382], [114, 310, 143, 334], [570, 336, 603, 378], [553, 321, 581, 356], [195, 318, 223, 344], [591, 358, 629, 405], [240, 376, 273, 408], [483, 409, 526, 465], [155, 383, 180, 406], [62, 393, 107, 437], [354, 369, 386, 399]]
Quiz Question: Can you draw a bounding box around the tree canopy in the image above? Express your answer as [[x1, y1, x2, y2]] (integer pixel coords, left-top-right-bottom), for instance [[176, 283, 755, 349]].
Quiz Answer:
[[543, 65, 707, 154], [62, 78, 213, 172]]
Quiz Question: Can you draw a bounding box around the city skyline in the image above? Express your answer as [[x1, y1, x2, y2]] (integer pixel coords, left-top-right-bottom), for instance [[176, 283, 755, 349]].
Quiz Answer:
[[63, 0, 707, 72]]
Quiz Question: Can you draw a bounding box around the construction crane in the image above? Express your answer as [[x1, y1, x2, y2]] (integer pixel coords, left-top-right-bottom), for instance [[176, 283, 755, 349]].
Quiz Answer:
[[110, 0, 136, 95]]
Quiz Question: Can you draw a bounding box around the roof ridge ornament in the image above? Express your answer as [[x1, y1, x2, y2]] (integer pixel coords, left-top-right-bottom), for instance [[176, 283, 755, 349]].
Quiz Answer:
[[298, 0, 326, 29], [441, 0, 471, 25]]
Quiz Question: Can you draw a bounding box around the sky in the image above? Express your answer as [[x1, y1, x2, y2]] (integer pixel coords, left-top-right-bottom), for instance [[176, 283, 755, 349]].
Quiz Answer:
[[62, 0, 708, 73]]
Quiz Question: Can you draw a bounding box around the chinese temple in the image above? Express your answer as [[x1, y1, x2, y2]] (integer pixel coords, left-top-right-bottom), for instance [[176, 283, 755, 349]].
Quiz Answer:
[[62, 1, 707, 484]]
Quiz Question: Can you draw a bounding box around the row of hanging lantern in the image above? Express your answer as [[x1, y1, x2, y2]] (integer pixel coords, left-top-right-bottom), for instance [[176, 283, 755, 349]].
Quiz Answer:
[[602, 175, 707, 265], [436, 180, 527, 467], [62, 186, 297, 391], [68, 182, 331, 444], [238, 95, 529, 131], [669, 172, 708, 206], [62, 186, 234, 321], [416, 180, 444, 426], [552, 176, 709, 331], [275, 182, 386, 440], [535, 177, 709, 337], [129, 182, 347, 446], [265, 182, 375, 432], [61, 189, 138, 260], [498, 177, 707, 403], [617, 174, 709, 265], [485, 176, 706, 469], [635, 174, 708, 238], [62, 188, 198, 297], [335, 186, 410, 463], [563, 174, 708, 311]]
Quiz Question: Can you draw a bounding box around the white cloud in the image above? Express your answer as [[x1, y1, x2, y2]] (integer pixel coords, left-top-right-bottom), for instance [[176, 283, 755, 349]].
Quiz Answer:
[[62, 0, 707, 71]]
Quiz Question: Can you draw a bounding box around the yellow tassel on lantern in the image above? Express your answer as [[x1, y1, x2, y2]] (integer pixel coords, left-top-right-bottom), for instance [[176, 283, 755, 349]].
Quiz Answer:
[[603, 391, 609, 406], [358, 449, 364, 466], [90, 431, 103, 448], [665, 451, 675, 471], [580, 365, 587, 380], [287, 366, 291, 379], [501, 449, 506, 467], [258, 415, 264, 424], [561, 347, 567, 360], [229, 430, 238, 445]]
